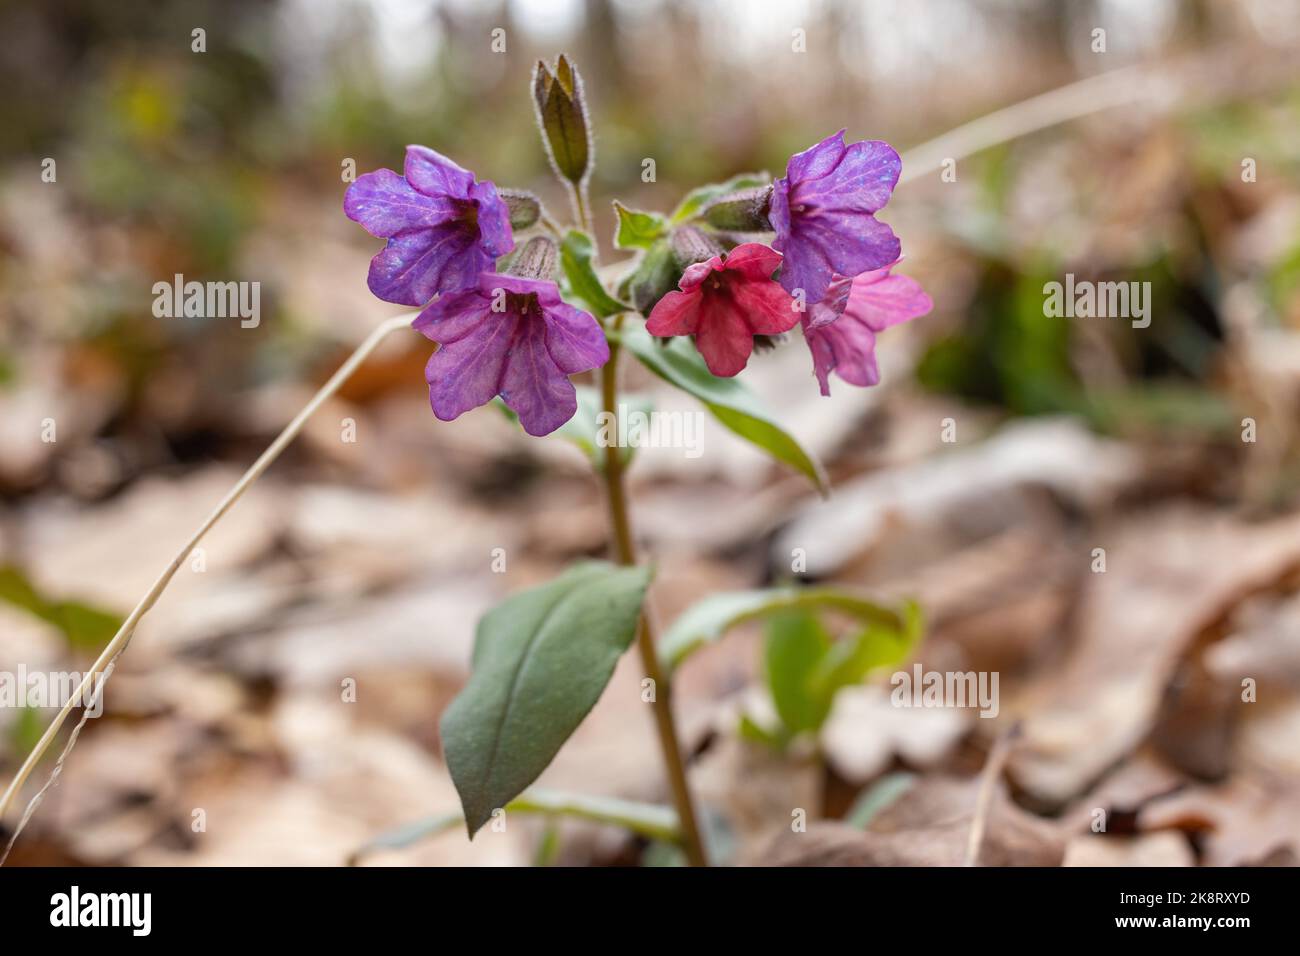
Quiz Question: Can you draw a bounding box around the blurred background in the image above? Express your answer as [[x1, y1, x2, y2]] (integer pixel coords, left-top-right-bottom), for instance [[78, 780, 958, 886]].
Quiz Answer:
[[3, 0, 1300, 866]]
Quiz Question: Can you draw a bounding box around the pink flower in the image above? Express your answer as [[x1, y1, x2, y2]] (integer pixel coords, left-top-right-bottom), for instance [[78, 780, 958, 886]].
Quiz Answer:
[[646, 243, 798, 377], [801, 262, 932, 395]]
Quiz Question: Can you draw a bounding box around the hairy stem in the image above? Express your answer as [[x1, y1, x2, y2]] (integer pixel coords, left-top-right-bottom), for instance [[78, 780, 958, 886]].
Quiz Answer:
[[0, 312, 416, 854], [571, 180, 594, 237], [599, 328, 709, 867]]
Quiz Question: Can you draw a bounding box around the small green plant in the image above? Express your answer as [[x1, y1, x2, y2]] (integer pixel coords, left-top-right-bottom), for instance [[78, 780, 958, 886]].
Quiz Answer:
[[337, 56, 930, 865]]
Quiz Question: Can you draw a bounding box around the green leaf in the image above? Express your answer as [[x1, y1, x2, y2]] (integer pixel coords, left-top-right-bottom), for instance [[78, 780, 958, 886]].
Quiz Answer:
[[559, 229, 628, 318], [618, 324, 826, 493], [670, 172, 771, 224], [612, 201, 667, 250], [765, 610, 834, 734], [845, 772, 916, 829], [658, 585, 911, 674], [441, 561, 652, 837], [809, 600, 923, 706], [737, 712, 787, 750], [0, 565, 121, 652]]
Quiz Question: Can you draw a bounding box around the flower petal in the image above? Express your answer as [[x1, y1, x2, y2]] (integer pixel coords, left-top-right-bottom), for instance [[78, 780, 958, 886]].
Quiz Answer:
[[646, 288, 703, 336], [344, 168, 464, 238], [500, 315, 578, 436], [803, 314, 880, 395], [720, 242, 784, 281], [468, 178, 515, 258], [367, 227, 488, 306], [425, 312, 515, 422], [785, 130, 849, 184], [412, 288, 490, 344], [728, 274, 799, 335], [777, 213, 899, 302], [404, 145, 475, 199], [695, 296, 758, 376], [803, 139, 901, 215], [544, 301, 609, 374], [847, 267, 933, 331]]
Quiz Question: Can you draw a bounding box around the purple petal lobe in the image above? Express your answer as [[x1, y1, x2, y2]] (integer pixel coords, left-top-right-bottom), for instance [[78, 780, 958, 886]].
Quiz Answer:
[[344, 169, 464, 238], [404, 145, 475, 199], [413, 274, 607, 435], [772, 132, 903, 304], [367, 226, 487, 307], [500, 316, 580, 437]]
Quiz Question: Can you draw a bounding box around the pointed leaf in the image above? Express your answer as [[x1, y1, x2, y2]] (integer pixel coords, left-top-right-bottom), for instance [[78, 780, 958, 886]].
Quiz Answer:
[[618, 324, 826, 493], [612, 201, 667, 250], [442, 561, 651, 836], [659, 585, 912, 673], [560, 229, 628, 318], [765, 610, 834, 734]]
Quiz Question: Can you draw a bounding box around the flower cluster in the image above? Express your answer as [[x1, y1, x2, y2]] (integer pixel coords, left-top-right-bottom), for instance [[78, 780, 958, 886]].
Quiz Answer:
[[648, 130, 931, 392], [344, 72, 930, 436], [345, 145, 607, 436]]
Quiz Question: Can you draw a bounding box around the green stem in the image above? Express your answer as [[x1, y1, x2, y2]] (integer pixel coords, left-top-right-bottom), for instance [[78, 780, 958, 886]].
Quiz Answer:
[[571, 180, 594, 237], [348, 788, 681, 866], [599, 328, 709, 867]]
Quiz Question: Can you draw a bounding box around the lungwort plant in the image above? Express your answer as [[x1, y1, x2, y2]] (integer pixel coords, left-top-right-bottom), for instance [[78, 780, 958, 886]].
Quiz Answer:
[[352, 55, 933, 866]]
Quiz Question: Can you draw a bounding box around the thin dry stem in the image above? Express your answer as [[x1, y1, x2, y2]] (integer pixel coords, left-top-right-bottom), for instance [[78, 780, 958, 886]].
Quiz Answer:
[[0, 312, 415, 858]]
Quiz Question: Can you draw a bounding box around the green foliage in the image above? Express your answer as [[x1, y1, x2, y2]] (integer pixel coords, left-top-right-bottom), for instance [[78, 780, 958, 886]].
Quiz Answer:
[[612, 201, 667, 250], [348, 788, 680, 864], [0, 565, 121, 653], [618, 239, 679, 314], [658, 585, 913, 673], [670, 172, 771, 224], [559, 229, 629, 318], [764, 610, 833, 734], [618, 325, 826, 493], [441, 562, 651, 837], [753, 602, 923, 746], [661, 587, 921, 747]]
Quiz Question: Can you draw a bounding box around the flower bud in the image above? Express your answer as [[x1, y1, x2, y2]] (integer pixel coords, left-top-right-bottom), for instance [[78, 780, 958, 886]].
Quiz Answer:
[[669, 226, 727, 270], [499, 189, 542, 231], [506, 236, 558, 282], [532, 55, 592, 186], [622, 240, 679, 314], [702, 185, 773, 232]]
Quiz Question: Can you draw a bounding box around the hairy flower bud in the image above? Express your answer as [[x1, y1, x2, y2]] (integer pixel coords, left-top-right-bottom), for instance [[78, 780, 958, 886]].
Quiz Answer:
[[702, 185, 773, 232], [506, 236, 559, 282], [499, 189, 543, 231], [532, 55, 592, 186], [669, 226, 727, 270]]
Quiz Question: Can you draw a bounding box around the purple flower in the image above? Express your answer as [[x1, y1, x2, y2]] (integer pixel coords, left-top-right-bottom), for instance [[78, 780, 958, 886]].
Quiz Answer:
[[770, 130, 902, 305], [801, 261, 932, 396], [412, 273, 609, 436], [344, 145, 513, 306]]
